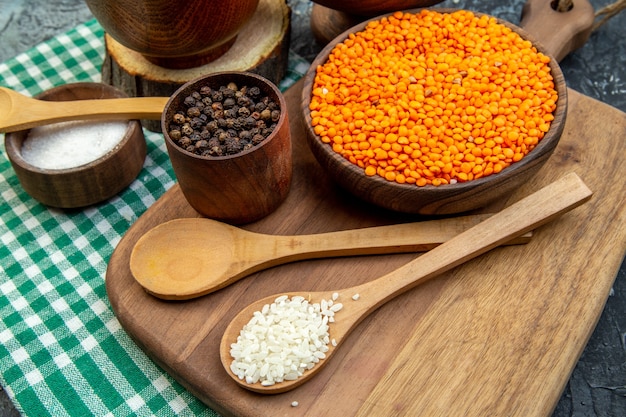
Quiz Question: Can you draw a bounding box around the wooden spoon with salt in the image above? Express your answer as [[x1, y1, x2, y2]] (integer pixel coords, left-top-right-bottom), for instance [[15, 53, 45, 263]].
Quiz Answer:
[[130, 213, 532, 300], [0, 86, 167, 133], [219, 172, 592, 394]]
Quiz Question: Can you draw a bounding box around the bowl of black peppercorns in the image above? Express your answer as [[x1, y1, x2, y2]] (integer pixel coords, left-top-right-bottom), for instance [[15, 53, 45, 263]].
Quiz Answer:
[[162, 71, 292, 224]]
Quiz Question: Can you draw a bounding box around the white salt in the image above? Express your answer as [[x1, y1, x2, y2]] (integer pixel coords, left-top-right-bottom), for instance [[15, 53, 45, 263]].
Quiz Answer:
[[21, 120, 129, 170]]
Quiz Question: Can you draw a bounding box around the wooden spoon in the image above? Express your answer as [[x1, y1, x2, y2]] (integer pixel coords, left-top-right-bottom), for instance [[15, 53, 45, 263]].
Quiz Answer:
[[219, 172, 592, 394], [130, 213, 532, 300], [0, 86, 167, 133]]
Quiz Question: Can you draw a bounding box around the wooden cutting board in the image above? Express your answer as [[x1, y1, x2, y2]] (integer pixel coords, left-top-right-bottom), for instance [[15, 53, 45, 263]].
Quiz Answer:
[[106, 79, 625, 417]]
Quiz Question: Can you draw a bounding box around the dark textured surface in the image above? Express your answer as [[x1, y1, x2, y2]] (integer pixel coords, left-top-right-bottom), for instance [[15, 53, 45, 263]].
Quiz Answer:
[[1, 0, 624, 416]]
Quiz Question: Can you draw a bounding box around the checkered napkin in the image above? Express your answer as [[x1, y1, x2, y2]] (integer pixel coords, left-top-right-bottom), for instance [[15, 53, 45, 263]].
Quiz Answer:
[[0, 19, 310, 416]]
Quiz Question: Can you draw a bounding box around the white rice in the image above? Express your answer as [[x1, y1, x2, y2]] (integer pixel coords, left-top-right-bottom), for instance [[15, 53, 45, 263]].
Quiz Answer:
[[229, 294, 342, 386]]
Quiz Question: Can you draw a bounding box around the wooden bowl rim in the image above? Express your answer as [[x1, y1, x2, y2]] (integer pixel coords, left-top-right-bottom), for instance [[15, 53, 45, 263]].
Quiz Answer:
[[301, 8, 568, 196], [311, 0, 446, 16], [4, 82, 141, 175], [161, 71, 289, 162]]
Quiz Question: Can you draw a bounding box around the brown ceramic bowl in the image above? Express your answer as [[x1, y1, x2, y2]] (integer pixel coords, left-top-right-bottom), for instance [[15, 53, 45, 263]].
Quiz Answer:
[[5, 83, 146, 208], [85, 0, 259, 69], [162, 71, 292, 224], [301, 9, 567, 215], [311, 0, 445, 16]]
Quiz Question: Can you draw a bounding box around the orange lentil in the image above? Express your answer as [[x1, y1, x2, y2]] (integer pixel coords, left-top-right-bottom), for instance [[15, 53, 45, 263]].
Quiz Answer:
[[309, 9, 557, 186]]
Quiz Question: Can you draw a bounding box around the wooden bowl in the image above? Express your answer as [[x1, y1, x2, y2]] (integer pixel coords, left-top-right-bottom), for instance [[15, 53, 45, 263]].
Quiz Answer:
[[85, 0, 260, 69], [5, 83, 146, 208], [311, 0, 445, 16], [301, 10, 568, 215], [162, 71, 292, 224]]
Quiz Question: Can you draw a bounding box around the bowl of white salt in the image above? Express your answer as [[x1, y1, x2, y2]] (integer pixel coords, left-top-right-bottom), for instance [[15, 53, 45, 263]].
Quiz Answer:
[[4, 83, 146, 208]]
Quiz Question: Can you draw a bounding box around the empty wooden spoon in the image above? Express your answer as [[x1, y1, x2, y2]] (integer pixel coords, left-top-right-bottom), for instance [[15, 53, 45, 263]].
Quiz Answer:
[[219, 172, 592, 394], [0, 86, 167, 133], [130, 213, 532, 300]]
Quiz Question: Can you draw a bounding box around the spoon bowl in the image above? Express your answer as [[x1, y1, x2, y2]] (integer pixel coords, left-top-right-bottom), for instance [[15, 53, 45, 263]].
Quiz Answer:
[[0, 85, 167, 133], [220, 173, 592, 393], [130, 213, 531, 300]]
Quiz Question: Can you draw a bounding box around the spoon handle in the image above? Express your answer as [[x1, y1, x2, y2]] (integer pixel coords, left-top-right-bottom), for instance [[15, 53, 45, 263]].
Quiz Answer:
[[268, 213, 531, 262], [2, 93, 167, 132], [335, 173, 592, 334]]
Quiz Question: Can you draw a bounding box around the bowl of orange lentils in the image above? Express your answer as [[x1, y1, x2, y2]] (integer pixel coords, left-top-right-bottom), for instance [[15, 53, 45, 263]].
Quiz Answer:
[[301, 9, 567, 215]]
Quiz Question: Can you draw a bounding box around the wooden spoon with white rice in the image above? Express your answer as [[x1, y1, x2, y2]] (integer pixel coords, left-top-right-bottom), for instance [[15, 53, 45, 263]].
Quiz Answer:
[[220, 172, 592, 393]]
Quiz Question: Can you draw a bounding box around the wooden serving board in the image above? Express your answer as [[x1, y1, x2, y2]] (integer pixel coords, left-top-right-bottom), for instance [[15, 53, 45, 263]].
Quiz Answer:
[[106, 79, 625, 417]]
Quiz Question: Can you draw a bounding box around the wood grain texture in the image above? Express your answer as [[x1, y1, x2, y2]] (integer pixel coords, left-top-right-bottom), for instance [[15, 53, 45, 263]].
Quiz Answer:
[[106, 80, 625, 416], [100, 0, 290, 131], [0, 87, 166, 133], [311, 0, 445, 16], [85, 0, 260, 68], [521, 0, 594, 62]]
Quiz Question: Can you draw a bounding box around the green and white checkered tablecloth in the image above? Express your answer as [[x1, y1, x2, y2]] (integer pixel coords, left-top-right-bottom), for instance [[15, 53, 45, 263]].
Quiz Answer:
[[0, 18, 310, 416]]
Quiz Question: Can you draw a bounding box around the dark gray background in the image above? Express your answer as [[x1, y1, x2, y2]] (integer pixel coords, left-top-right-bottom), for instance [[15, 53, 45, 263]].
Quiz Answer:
[[1, 0, 624, 416]]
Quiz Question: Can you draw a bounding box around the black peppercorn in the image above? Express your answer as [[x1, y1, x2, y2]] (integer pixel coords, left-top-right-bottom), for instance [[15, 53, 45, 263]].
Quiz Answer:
[[179, 136, 192, 148], [260, 109, 272, 121], [181, 124, 194, 136], [223, 97, 236, 108], [217, 131, 229, 142], [224, 108, 237, 119], [244, 117, 256, 129], [184, 96, 196, 107], [237, 96, 251, 107], [169, 129, 182, 140], [208, 137, 220, 148], [199, 85, 212, 96], [213, 110, 225, 121], [238, 107, 251, 118], [224, 136, 242, 154], [239, 130, 252, 141], [169, 81, 281, 157], [252, 134, 265, 145], [190, 117, 204, 129], [231, 119, 243, 130], [173, 113, 186, 124], [248, 86, 261, 98], [211, 90, 223, 102], [206, 120, 219, 133]]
